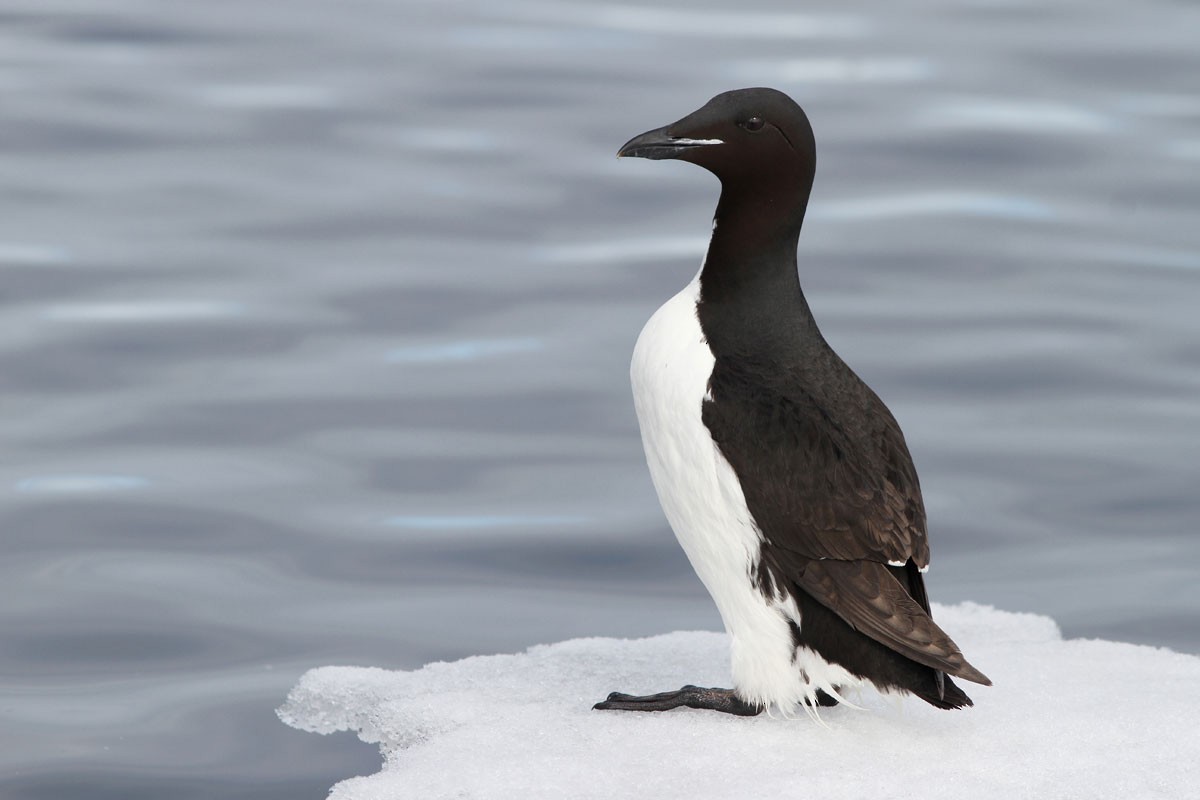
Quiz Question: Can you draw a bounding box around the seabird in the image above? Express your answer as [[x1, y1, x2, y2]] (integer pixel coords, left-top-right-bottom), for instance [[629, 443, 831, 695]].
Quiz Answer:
[[595, 88, 991, 716]]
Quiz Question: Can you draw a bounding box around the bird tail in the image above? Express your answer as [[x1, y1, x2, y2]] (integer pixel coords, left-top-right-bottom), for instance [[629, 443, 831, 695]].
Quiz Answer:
[[794, 558, 992, 687], [915, 674, 974, 709]]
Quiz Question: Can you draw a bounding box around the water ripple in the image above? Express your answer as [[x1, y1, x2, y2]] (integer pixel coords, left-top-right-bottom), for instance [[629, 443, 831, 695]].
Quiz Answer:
[[504, 3, 867, 40], [0, 243, 71, 266], [814, 191, 1055, 222], [916, 97, 1114, 134], [1075, 243, 1200, 272], [449, 25, 634, 50], [393, 128, 501, 153], [195, 84, 341, 109], [1165, 140, 1200, 161], [41, 300, 246, 323], [15, 475, 149, 494], [386, 338, 543, 364], [729, 57, 934, 84], [534, 237, 704, 265], [384, 514, 586, 531], [1116, 94, 1200, 119]]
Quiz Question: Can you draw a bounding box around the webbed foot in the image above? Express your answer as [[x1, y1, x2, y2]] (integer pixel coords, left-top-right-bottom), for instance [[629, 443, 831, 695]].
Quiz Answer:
[[593, 685, 762, 716]]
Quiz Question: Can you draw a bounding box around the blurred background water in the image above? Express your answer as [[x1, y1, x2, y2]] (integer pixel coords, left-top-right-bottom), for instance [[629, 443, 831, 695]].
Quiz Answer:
[[1, 0, 1198, 796]]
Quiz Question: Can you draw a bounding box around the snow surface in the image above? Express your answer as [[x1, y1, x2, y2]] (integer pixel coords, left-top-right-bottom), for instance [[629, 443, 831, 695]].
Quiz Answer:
[[278, 603, 1200, 799]]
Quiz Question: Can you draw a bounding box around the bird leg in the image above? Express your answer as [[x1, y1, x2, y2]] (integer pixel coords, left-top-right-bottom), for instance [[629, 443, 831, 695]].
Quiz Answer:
[[593, 685, 841, 714], [593, 685, 762, 716]]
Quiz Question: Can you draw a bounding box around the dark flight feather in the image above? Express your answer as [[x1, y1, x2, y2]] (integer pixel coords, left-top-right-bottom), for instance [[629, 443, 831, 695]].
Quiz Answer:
[[700, 331, 991, 691]]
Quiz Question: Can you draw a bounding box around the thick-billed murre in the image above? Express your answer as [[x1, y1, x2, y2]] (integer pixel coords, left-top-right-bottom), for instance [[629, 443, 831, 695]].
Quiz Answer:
[[595, 88, 991, 716]]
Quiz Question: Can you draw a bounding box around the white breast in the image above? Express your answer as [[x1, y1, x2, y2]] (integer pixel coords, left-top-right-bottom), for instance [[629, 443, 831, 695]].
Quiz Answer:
[[630, 274, 860, 710]]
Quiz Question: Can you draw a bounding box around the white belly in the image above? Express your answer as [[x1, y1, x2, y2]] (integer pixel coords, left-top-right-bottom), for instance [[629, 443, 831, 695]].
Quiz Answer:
[[630, 275, 859, 709]]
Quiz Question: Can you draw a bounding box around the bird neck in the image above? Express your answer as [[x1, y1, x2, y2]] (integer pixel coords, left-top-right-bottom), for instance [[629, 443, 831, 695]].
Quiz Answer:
[[698, 186, 820, 348]]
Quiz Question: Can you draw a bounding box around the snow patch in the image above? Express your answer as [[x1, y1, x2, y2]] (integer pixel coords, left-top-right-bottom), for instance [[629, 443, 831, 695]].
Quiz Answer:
[[278, 603, 1199, 799]]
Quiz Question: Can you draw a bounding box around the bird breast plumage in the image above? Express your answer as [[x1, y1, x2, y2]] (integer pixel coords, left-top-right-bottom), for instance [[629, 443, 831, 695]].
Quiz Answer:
[[630, 274, 860, 708]]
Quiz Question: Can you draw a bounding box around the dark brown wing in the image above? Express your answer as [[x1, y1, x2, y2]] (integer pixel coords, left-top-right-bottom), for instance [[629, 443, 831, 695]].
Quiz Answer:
[[786, 555, 990, 684], [703, 352, 991, 686], [702, 353, 929, 568]]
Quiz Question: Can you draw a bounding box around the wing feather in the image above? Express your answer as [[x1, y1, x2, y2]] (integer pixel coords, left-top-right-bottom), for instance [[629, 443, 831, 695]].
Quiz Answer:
[[704, 350, 990, 686]]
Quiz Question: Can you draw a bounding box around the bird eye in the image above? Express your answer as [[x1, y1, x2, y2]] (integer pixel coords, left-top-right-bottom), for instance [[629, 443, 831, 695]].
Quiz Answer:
[[743, 116, 765, 132]]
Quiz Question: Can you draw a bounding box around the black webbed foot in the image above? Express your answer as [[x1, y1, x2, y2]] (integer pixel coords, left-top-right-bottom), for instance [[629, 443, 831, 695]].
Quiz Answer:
[[592, 685, 762, 716]]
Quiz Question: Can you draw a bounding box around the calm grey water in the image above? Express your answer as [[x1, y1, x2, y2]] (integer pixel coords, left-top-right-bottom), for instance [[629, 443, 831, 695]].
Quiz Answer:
[[2, 0, 1198, 796]]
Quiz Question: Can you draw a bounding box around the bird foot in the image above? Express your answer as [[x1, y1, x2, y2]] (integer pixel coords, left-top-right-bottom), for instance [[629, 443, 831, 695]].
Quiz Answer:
[[593, 685, 762, 716]]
